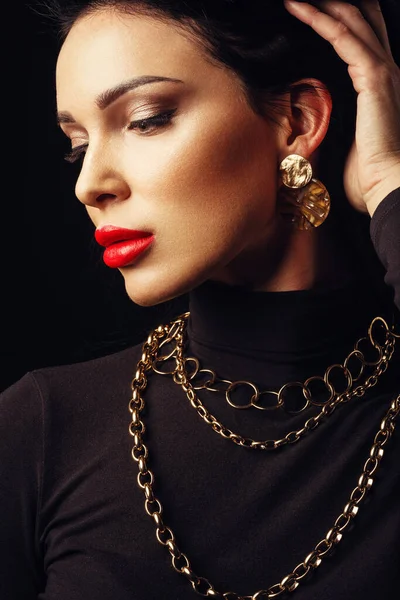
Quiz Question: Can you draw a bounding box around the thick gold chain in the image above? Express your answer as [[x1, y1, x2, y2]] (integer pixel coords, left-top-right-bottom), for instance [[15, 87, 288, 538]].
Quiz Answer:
[[128, 317, 399, 599], [151, 314, 397, 449]]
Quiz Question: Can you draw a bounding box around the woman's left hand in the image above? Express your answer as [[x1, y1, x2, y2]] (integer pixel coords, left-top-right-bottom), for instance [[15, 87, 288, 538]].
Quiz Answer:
[[284, 0, 400, 216]]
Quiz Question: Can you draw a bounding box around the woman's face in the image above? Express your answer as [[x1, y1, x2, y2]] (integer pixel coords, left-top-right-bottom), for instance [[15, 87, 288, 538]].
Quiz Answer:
[[56, 9, 284, 306]]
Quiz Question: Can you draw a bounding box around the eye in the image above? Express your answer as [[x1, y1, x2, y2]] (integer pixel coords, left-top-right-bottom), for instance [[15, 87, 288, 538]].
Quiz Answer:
[[127, 109, 177, 134], [64, 143, 88, 164], [63, 109, 177, 163]]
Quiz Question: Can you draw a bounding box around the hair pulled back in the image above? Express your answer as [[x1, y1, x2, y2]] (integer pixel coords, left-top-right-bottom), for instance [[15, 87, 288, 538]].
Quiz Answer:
[[44, 0, 400, 305]]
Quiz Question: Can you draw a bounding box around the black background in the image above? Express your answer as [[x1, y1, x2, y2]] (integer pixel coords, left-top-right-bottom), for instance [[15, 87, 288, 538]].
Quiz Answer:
[[3, 0, 399, 393], [2, 1, 188, 392]]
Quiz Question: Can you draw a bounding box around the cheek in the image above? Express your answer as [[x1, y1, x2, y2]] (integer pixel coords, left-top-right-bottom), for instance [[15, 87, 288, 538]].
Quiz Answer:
[[127, 114, 278, 241], [119, 122, 278, 306]]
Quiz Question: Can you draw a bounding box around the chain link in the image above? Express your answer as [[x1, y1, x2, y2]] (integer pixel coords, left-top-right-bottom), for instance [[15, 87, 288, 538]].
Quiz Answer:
[[154, 315, 395, 416], [128, 316, 399, 599], [151, 314, 396, 450]]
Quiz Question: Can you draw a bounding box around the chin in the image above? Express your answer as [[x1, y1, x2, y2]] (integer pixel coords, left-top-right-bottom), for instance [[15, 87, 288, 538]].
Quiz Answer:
[[121, 264, 212, 307], [126, 290, 168, 308], [122, 275, 187, 308]]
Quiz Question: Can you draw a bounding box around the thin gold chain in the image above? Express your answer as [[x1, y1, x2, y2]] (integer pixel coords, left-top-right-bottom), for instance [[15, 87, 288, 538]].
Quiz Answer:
[[128, 317, 399, 599]]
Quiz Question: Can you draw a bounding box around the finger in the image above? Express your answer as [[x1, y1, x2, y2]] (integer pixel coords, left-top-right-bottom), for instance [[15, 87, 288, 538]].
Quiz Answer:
[[316, 0, 390, 59], [285, 0, 387, 62], [359, 0, 393, 58], [320, 0, 394, 59], [284, 0, 387, 79]]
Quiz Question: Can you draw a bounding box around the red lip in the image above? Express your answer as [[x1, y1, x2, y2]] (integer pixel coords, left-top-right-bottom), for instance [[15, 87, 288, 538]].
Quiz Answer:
[[95, 225, 154, 268], [95, 225, 152, 247]]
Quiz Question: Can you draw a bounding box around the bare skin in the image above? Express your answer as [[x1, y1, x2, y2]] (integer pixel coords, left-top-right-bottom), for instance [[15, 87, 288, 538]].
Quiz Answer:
[[56, 8, 334, 306], [56, 0, 400, 308], [285, 0, 400, 215]]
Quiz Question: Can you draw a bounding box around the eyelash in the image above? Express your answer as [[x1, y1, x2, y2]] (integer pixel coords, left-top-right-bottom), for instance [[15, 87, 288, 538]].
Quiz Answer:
[[64, 108, 177, 164]]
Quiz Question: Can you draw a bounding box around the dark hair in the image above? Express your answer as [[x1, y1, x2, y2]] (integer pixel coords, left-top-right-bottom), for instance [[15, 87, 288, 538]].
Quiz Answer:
[[42, 0, 399, 310]]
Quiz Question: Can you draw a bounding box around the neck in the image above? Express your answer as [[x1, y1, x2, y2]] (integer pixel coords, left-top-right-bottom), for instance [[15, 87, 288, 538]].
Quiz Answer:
[[210, 218, 353, 292]]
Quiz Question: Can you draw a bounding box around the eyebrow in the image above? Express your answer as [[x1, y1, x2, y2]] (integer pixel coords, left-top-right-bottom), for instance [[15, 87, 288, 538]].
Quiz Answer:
[[57, 75, 184, 124]]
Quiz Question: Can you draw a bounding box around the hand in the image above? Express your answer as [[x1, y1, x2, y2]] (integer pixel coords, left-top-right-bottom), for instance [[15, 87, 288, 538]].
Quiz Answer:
[[284, 0, 400, 216]]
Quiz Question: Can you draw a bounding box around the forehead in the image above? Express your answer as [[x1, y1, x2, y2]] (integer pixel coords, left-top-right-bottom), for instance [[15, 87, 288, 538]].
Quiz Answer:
[[56, 9, 227, 108]]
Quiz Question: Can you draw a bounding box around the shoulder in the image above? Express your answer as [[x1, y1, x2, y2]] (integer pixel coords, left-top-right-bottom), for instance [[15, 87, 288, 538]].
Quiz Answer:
[[1, 341, 144, 418], [35, 342, 142, 386]]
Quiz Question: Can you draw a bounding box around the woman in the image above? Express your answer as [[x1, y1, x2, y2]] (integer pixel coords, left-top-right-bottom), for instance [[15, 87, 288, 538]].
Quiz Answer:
[[1, 0, 399, 598]]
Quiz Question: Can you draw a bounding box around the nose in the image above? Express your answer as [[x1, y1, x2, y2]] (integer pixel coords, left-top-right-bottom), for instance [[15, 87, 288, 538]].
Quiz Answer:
[[75, 144, 130, 209]]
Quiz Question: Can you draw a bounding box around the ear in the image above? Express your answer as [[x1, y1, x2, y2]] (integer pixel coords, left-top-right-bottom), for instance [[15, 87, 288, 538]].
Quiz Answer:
[[276, 79, 333, 167]]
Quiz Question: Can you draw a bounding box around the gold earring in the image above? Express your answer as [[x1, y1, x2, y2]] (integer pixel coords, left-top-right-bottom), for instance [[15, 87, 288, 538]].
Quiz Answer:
[[278, 154, 330, 230]]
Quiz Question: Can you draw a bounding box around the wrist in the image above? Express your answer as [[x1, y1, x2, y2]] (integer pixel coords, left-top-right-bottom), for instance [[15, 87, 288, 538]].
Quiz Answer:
[[364, 168, 400, 218]]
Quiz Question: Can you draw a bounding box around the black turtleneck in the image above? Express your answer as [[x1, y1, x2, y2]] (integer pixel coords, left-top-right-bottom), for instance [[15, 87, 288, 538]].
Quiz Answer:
[[188, 278, 391, 386], [1, 189, 399, 600]]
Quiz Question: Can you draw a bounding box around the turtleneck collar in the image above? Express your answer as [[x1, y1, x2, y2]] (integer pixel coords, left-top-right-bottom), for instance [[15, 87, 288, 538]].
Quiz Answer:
[[185, 279, 388, 389]]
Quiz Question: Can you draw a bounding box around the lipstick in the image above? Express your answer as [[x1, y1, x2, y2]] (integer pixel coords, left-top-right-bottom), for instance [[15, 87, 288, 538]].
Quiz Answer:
[[95, 225, 154, 268]]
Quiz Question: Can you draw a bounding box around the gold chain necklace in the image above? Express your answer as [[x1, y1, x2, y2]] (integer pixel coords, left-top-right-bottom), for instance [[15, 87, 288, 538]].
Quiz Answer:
[[128, 314, 399, 598], [151, 313, 397, 449]]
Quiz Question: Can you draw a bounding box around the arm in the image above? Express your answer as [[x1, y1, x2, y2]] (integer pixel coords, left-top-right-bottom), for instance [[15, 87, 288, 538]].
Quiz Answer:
[[0, 373, 44, 599], [370, 187, 400, 311]]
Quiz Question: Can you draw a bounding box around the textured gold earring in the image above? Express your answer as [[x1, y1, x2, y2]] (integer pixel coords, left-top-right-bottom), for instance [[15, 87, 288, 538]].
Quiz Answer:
[[278, 154, 331, 230]]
